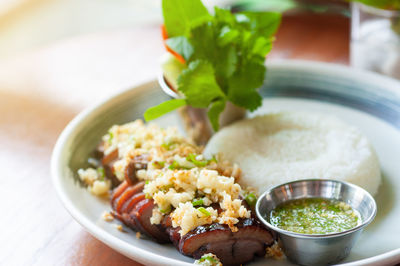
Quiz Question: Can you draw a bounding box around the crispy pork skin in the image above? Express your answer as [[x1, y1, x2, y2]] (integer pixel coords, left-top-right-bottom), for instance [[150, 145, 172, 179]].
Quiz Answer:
[[111, 182, 169, 243], [179, 218, 274, 266], [110, 179, 275, 264]]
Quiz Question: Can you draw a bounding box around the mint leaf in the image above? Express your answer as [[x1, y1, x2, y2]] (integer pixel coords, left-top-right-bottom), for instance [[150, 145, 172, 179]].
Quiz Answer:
[[162, 0, 211, 37], [227, 61, 265, 111], [189, 23, 218, 62], [218, 26, 240, 46], [144, 99, 186, 121], [208, 100, 226, 131], [165, 36, 194, 61], [228, 87, 262, 111], [237, 12, 281, 37], [188, 21, 238, 90], [214, 7, 236, 26], [151, 2, 282, 131], [178, 60, 225, 108], [251, 36, 273, 57]]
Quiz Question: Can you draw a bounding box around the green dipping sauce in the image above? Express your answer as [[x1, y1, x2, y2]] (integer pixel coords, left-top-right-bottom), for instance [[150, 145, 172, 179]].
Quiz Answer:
[[269, 198, 362, 235]]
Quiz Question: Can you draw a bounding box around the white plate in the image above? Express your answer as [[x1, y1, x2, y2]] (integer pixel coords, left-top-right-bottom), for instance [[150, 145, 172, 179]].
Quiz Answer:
[[51, 60, 400, 266]]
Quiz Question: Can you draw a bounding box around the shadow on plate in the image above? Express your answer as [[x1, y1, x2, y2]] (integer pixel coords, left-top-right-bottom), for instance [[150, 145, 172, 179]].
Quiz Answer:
[[368, 172, 395, 229]]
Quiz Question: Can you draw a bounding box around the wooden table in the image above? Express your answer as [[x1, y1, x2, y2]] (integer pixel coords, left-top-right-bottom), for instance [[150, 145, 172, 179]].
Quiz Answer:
[[0, 13, 349, 266]]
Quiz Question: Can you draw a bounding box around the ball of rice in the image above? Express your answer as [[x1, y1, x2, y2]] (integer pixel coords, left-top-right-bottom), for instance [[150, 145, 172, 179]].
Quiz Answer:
[[204, 112, 381, 196]]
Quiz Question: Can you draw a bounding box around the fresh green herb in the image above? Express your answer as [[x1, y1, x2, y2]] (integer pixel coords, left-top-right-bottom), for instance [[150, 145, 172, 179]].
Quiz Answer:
[[186, 153, 208, 167], [144, 0, 281, 131], [162, 0, 211, 37], [168, 160, 180, 170], [197, 207, 211, 216], [145, 193, 152, 199], [108, 131, 114, 145], [144, 99, 186, 121], [192, 199, 204, 207], [152, 161, 166, 168], [208, 155, 218, 164], [145, 180, 150, 185], [168, 160, 192, 170], [199, 255, 218, 263], [161, 184, 174, 192], [97, 167, 105, 181], [245, 193, 257, 207], [161, 142, 174, 150], [160, 205, 172, 214]]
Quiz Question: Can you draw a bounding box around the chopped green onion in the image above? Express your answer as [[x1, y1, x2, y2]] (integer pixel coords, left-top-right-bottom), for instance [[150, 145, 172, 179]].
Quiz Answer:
[[192, 199, 204, 207], [186, 153, 208, 167], [152, 161, 165, 168], [199, 255, 218, 263], [145, 193, 152, 199], [97, 167, 105, 181], [168, 160, 180, 170], [161, 184, 174, 192], [245, 193, 257, 207], [108, 131, 114, 145], [197, 207, 210, 217], [168, 160, 192, 170], [145, 180, 149, 185], [161, 142, 174, 150], [160, 205, 171, 214], [208, 155, 218, 164]]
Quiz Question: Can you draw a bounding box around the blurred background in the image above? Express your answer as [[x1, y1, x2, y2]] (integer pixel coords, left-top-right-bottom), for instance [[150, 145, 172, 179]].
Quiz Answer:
[[0, 0, 348, 59], [2, 0, 400, 81], [1, 1, 400, 266], [0, 0, 162, 59]]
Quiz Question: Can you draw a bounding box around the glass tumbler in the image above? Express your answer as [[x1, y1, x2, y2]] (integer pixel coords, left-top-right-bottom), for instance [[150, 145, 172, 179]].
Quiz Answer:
[[351, 3, 400, 79]]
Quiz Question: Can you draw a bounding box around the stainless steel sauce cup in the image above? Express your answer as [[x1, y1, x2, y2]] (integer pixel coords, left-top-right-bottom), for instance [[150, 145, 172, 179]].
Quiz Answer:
[[256, 179, 377, 265]]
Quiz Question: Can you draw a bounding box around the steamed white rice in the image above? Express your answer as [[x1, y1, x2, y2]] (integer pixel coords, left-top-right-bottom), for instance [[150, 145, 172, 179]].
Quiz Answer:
[[204, 112, 381, 196]]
